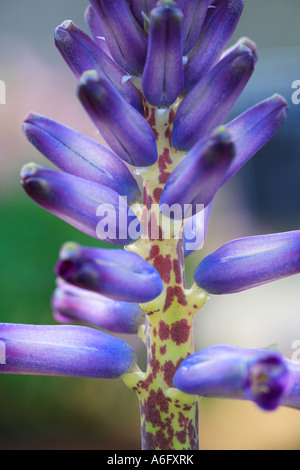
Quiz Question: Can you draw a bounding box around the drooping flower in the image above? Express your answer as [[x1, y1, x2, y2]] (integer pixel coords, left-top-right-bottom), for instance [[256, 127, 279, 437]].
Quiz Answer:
[[173, 345, 292, 411], [194, 230, 300, 294], [0, 323, 136, 378]]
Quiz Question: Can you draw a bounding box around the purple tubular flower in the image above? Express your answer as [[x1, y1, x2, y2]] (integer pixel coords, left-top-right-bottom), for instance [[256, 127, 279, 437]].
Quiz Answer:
[[142, 2, 184, 107], [89, 0, 147, 74], [129, 0, 158, 25], [161, 127, 235, 219], [194, 231, 300, 295], [184, 202, 213, 257], [20, 163, 140, 246], [54, 20, 143, 113], [0, 323, 136, 378], [172, 40, 257, 151], [23, 112, 141, 205], [84, 5, 111, 56], [222, 94, 289, 186], [52, 280, 145, 334], [176, 0, 210, 54], [173, 345, 290, 411], [78, 71, 158, 167], [184, 0, 244, 94], [56, 242, 164, 303]]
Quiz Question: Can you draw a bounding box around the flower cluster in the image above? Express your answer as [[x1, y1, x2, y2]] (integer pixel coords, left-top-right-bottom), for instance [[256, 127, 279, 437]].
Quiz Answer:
[[1, 0, 300, 450]]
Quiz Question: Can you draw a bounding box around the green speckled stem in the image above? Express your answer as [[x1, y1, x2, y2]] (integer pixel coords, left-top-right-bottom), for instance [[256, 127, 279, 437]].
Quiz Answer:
[[123, 98, 208, 450]]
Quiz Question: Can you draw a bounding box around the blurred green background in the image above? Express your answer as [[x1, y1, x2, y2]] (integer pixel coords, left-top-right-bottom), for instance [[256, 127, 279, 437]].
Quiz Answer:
[[0, 0, 300, 450]]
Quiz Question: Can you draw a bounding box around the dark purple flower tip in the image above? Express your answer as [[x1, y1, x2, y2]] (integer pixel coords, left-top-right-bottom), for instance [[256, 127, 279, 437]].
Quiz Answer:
[[184, 202, 213, 257], [173, 39, 257, 151], [78, 71, 158, 167], [173, 344, 290, 411], [129, 0, 158, 25], [142, 2, 184, 107], [161, 127, 235, 219], [52, 280, 145, 334], [89, 0, 148, 74], [245, 356, 290, 411], [20, 163, 140, 246], [84, 5, 111, 56], [0, 323, 136, 379], [54, 20, 143, 113], [176, 0, 210, 54], [56, 242, 164, 303], [23, 112, 141, 205], [222, 94, 289, 186], [183, 0, 244, 94], [194, 230, 300, 295]]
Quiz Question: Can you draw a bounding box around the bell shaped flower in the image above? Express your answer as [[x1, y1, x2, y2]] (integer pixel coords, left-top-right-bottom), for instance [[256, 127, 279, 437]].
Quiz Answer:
[[89, 0, 147, 74], [183, 0, 244, 93], [55, 20, 143, 113], [0, 323, 136, 378], [173, 39, 257, 151], [56, 242, 164, 303], [173, 345, 290, 411], [194, 230, 300, 294], [78, 71, 158, 167], [160, 127, 235, 219], [23, 112, 141, 205], [52, 280, 145, 334], [21, 163, 140, 246], [142, 1, 184, 107]]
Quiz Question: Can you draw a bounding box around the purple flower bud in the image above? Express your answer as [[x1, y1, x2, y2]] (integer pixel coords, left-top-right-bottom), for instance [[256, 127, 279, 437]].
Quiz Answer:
[[223, 94, 289, 185], [161, 128, 235, 219], [21, 163, 140, 246], [281, 361, 300, 410], [23, 112, 141, 205], [194, 230, 300, 294], [184, 0, 244, 93], [184, 202, 213, 257], [84, 5, 111, 56], [89, 0, 147, 74], [0, 323, 136, 378], [52, 280, 145, 334], [173, 345, 290, 411], [176, 0, 210, 54], [142, 2, 184, 107], [173, 40, 257, 151], [129, 0, 157, 25], [55, 242, 164, 303], [54, 20, 143, 113], [78, 71, 158, 167]]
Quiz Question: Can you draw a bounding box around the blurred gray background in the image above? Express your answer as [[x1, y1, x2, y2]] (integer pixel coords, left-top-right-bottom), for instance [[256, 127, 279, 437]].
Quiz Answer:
[[0, 0, 300, 450]]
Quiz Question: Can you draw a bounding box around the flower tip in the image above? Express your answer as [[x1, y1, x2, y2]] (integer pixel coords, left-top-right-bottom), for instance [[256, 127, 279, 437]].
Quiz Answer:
[[20, 162, 39, 182], [59, 241, 81, 261], [55, 259, 77, 279], [238, 37, 258, 63], [57, 20, 74, 32]]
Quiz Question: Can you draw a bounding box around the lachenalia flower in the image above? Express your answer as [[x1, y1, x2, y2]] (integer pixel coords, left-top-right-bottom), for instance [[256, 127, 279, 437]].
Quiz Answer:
[[1, 0, 299, 451]]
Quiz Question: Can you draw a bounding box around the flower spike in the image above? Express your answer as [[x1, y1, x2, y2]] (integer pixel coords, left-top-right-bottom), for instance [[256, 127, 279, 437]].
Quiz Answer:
[[160, 127, 235, 219], [194, 230, 300, 295], [142, 1, 184, 107], [55, 20, 143, 113], [0, 323, 136, 378], [173, 345, 290, 411], [21, 164, 140, 246], [173, 39, 257, 151], [56, 243, 164, 303], [78, 71, 158, 167], [89, 0, 148, 74], [52, 281, 145, 334], [183, 0, 244, 93], [23, 112, 141, 205]]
